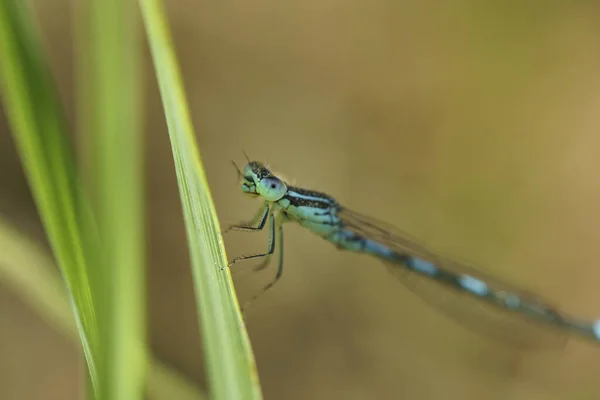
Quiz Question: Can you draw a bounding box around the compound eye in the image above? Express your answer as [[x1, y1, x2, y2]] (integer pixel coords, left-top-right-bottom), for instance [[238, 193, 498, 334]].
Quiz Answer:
[[259, 177, 287, 201]]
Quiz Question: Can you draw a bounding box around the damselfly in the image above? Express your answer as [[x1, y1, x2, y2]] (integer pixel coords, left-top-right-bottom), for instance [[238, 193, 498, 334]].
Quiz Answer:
[[225, 160, 600, 346]]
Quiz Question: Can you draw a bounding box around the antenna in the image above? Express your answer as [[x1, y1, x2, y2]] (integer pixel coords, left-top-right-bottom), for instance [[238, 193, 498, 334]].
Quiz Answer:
[[231, 160, 243, 179], [242, 150, 251, 163]]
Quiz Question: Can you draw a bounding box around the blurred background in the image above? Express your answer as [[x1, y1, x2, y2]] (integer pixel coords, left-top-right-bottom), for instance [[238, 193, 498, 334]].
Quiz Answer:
[[2, 1, 600, 399]]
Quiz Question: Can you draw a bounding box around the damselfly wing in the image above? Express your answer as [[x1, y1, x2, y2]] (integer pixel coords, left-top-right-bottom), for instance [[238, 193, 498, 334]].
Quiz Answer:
[[338, 207, 595, 348]]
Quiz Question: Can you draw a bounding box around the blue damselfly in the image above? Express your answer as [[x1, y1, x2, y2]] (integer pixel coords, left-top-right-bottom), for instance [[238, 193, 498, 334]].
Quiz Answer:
[[225, 160, 600, 347]]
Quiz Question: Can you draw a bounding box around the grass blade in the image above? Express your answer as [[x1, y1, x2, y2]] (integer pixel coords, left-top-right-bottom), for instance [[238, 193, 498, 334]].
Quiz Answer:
[[0, 0, 99, 390], [74, 0, 147, 398], [138, 1, 263, 399]]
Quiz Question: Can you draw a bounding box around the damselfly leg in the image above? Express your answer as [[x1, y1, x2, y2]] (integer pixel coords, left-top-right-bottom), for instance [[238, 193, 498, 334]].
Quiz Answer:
[[240, 217, 285, 311], [225, 205, 287, 311], [223, 203, 269, 234], [227, 209, 276, 266]]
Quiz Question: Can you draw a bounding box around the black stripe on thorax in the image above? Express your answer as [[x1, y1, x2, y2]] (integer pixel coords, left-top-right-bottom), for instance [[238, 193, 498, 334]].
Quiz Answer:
[[283, 186, 339, 209]]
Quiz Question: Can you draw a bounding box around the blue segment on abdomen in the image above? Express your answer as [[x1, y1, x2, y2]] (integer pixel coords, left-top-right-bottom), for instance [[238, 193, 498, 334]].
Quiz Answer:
[[340, 234, 441, 278], [305, 224, 441, 280]]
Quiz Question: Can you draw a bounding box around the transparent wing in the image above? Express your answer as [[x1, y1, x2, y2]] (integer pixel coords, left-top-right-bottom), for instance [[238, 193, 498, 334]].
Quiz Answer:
[[338, 207, 599, 349]]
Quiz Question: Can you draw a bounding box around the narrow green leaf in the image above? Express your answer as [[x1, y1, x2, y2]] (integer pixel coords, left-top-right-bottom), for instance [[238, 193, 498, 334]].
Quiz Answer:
[[0, 0, 98, 390], [74, 0, 147, 398], [138, 1, 263, 399]]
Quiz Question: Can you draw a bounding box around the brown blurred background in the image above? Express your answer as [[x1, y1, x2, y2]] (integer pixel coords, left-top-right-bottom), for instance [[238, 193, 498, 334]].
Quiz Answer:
[[3, 1, 600, 399]]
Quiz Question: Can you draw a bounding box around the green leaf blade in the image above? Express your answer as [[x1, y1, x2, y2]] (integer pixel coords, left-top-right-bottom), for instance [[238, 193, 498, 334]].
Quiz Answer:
[[138, 0, 263, 398], [75, 0, 148, 398], [0, 0, 99, 391]]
